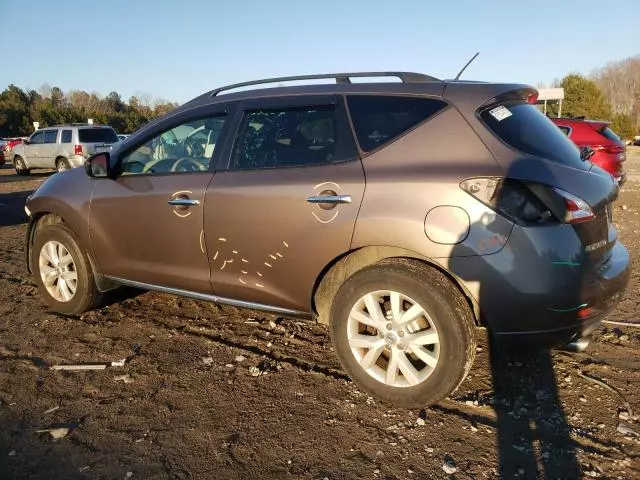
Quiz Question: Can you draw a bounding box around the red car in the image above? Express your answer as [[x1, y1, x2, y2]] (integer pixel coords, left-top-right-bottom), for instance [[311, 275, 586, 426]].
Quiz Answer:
[[551, 117, 626, 184], [3, 137, 24, 152]]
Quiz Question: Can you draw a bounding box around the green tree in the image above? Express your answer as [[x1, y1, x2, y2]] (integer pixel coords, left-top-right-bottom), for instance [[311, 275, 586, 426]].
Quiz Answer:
[[610, 113, 636, 140], [547, 74, 612, 120], [0, 85, 32, 136]]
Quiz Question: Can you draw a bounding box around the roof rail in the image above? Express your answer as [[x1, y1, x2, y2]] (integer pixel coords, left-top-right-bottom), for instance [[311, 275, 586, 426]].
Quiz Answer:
[[210, 71, 440, 97]]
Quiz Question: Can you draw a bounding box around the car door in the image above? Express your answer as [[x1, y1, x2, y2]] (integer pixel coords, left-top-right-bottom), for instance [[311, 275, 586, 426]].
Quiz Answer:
[[40, 129, 59, 167], [89, 104, 234, 293], [204, 95, 365, 312], [23, 131, 45, 167]]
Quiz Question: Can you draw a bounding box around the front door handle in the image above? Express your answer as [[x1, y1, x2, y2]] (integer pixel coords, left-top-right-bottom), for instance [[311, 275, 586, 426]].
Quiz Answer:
[[306, 194, 352, 204], [168, 198, 201, 207]]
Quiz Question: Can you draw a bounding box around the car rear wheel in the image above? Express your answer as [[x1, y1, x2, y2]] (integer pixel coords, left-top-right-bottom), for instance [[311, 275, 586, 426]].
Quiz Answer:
[[31, 224, 103, 315], [330, 259, 475, 407], [56, 157, 71, 173], [14, 156, 30, 176]]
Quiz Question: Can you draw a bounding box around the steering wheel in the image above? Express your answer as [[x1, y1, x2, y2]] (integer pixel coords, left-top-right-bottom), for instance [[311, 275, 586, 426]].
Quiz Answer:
[[171, 157, 207, 172]]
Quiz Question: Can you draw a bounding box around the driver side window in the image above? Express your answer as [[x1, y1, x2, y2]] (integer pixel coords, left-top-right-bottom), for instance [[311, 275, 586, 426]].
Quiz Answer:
[[120, 114, 227, 175]]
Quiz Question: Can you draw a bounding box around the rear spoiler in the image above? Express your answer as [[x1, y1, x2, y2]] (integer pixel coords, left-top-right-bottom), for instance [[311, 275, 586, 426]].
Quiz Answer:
[[479, 87, 539, 109]]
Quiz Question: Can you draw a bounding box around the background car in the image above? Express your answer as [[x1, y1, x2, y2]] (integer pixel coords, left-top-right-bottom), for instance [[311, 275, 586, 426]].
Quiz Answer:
[[3, 137, 25, 162], [551, 117, 627, 183], [117, 134, 130, 141], [12, 124, 119, 175]]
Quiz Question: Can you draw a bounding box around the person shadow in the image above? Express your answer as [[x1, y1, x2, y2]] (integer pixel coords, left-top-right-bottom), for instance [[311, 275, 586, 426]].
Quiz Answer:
[[447, 159, 596, 478]]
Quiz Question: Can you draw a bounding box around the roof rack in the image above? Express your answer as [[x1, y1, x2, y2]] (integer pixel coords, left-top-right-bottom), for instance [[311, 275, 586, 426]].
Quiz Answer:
[[210, 71, 440, 97]]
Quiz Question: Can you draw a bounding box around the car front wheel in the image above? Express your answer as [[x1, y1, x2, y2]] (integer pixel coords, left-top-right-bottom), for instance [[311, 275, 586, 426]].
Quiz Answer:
[[31, 224, 103, 315], [330, 259, 475, 407], [14, 156, 30, 176]]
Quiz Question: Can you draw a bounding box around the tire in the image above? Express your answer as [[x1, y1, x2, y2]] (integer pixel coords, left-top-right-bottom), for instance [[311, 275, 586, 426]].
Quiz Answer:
[[31, 223, 103, 315], [14, 156, 30, 176], [55, 157, 71, 173], [330, 259, 475, 408]]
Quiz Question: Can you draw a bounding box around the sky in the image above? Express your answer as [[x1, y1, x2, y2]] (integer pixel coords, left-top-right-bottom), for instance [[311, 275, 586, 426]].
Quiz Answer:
[[0, 0, 638, 104]]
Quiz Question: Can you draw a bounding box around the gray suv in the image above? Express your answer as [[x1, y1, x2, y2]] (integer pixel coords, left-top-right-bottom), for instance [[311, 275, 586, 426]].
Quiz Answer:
[[12, 124, 119, 175], [24, 72, 630, 407]]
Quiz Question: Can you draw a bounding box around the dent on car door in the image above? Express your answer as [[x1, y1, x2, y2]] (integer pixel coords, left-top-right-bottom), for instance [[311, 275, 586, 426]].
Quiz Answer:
[[204, 95, 365, 312], [89, 107, 234, 293]]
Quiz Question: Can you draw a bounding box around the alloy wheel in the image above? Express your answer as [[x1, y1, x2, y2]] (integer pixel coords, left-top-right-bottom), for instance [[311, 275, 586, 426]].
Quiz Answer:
[[38, 240, 78, 302], [347, 290, 440, 388]]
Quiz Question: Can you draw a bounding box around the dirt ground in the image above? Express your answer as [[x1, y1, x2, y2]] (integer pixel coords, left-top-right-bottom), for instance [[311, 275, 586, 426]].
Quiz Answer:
[[0, 151, 639, 480]]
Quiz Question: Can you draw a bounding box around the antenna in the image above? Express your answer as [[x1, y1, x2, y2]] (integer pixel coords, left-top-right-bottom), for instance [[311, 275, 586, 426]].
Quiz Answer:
[[454, 52, 480, 81]]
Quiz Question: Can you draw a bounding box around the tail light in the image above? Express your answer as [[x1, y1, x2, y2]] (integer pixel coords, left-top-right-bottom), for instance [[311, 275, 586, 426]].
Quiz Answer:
[[553, 188, 594, 224], [460, 178, 555, 226], [527, 92, 539, 104], [74, 144, 83, 156], [460, 178, 595, 226]]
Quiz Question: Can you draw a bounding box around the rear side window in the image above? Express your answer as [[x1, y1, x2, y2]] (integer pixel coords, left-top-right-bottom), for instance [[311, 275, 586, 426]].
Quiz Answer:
[[598, 126, 624, 146], [78, 128, 119, 143], [231, 105, 356, 170], [481, 103, 584, 169], [43, 130, 58, 144], [557, 126, 571, 136], [61, 130, 72, 143], [347, 95, 448, 152]]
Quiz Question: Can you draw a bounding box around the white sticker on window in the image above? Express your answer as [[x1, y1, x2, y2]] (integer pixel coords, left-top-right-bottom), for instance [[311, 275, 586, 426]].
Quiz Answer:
[[489, 105, 512, 121]]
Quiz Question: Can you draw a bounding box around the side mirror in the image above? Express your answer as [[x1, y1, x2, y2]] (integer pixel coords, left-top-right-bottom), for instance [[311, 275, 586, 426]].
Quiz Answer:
[[85, 152, 112, 178]]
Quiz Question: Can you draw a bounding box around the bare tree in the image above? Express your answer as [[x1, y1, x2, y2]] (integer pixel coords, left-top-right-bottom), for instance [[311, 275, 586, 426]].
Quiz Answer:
[[592, 56, 640, 130]]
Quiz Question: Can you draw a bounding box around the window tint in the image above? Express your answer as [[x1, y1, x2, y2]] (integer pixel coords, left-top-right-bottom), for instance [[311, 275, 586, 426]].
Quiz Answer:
[[481, 103, 585, 169], [78, 128, 119, 143], [347, 95, 448, 152], [598, 126, 624, 146], [231, 105, 355, 170], [43, 130, 58, 144], [120, 115, 227, 175], [61, 130, 72, 143], [30, 131, 45, 144]]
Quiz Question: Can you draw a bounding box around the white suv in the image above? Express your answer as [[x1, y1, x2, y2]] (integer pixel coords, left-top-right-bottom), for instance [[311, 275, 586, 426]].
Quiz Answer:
[[12, 124, 119, 175]]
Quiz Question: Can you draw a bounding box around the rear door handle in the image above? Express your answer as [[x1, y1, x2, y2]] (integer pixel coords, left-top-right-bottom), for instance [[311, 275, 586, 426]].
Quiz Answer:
[[306, 195, 352, 204], [168, 199, 201, 206]]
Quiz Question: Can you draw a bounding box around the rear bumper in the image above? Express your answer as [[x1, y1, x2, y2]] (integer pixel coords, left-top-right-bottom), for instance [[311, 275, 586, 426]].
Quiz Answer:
[[68, 155, 86, 168], [449, 225, 630, 348]]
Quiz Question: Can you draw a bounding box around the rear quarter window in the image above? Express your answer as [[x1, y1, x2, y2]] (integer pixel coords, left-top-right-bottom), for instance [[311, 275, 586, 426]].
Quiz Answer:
[[78, 128, 119, 143], [347, 95, 448, 152], [480, 103, 585, 169]]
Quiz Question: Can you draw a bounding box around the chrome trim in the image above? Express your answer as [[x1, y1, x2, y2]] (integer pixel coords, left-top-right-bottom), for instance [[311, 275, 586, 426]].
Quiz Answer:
[[104, 276, 306, 316], [306, 194, 352, 204], [168, 199, 200, 206]]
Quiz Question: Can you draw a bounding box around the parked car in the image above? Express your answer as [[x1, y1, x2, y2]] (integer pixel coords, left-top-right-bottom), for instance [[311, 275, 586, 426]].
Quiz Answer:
[[633, 135, 640, 146], [0, 149, 4, 166], [12, 124, 119, 175], [551, 117, 627, 184], [24, 72, 629, 407], [3, 137, 25, 161], [117, 134, 130, 142]]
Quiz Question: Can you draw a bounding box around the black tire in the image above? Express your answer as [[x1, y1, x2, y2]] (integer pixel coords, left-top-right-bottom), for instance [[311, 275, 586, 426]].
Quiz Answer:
[[330, 259, 475, 408], [31, 224, 103, 315], [55, 157, 71, 172], [14, 156, 30, 176]]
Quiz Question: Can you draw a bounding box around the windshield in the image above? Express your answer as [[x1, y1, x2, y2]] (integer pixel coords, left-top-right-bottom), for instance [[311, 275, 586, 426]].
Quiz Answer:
[[78, 128, 119, 143], [481, 102, 585, 169]]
